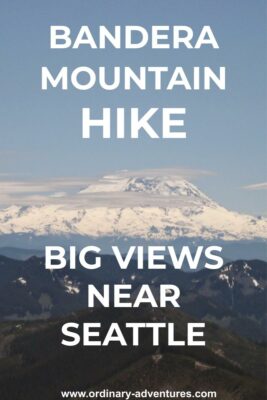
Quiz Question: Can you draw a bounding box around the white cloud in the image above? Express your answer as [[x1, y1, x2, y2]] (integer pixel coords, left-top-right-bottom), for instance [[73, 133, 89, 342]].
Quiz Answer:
[[0, 177, 92, 208], [243, 182, 267, 191], [115, 167, 214, 179], [0, 167, 213, 209], [50, 192, 67, 198]]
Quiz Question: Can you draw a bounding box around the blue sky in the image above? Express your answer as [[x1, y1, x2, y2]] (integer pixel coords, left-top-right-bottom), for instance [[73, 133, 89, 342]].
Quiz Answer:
[[0, 0, 266, 215]]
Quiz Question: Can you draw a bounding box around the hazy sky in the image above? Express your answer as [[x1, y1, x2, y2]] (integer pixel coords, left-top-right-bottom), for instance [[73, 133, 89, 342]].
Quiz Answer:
[[0, 0, 266, 215]]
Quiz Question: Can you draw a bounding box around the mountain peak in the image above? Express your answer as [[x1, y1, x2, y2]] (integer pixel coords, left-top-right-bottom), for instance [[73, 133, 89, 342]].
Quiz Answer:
[[80, 174, 214, 205]]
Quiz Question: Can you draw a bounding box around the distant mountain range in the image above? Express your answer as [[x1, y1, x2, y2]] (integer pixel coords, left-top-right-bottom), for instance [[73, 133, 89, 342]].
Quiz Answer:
[[0, 247, 44, 260], [0, 254, 266, 343]]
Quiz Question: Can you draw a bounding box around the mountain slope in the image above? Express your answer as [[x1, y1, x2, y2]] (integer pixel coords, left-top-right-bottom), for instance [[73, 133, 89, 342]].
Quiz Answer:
[[0, 307, 265, 400], [181, 260, 267, 342]]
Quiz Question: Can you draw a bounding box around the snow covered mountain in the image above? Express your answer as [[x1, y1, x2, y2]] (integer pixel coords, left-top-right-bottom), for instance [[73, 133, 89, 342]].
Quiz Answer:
[[0, 174, 266, 242], [80, 175, 213, 203]]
